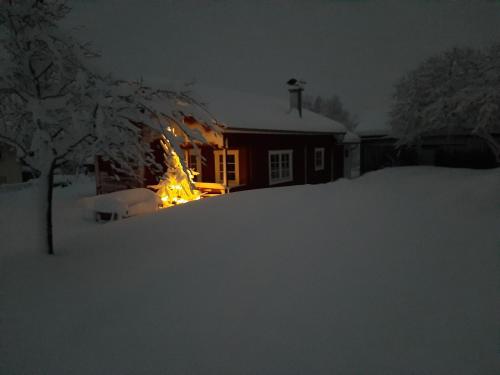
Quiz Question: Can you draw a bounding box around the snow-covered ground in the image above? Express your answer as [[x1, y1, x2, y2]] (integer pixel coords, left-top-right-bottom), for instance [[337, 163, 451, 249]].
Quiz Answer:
[[0, 167, 499, 375]]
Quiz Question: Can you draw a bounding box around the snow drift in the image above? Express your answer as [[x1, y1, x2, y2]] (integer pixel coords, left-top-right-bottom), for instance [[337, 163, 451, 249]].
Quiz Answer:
[[0, 167, 499, 375]]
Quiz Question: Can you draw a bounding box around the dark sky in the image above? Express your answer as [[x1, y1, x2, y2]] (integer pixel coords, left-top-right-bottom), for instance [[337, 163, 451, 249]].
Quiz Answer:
[[68, 0, 500, 130]]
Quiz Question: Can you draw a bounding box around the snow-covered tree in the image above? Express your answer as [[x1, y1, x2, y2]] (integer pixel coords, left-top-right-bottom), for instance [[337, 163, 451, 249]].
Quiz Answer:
[[0, 0, 215, 254], [304, 94, 358, 131], [390, 46, 500, 162]]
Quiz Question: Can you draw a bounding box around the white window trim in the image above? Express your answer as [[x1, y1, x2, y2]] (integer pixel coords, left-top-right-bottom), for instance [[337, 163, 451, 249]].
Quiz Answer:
[[268, 149, 293, 185], [314, 147, 325, 171], [186, 149, 202, 182], [214, 150, 240, 187]]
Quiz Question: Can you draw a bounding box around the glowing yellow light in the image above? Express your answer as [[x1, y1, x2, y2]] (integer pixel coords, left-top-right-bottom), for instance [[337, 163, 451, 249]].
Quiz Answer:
[[172, 197, 188, 204], [151, 142, 207, 209]]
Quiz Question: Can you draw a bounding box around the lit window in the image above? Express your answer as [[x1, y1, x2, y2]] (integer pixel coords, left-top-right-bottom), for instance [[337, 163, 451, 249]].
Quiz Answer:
[[269, 150, 293, 185], [214, 150, 240, 186], [314, 148, 325, 171]]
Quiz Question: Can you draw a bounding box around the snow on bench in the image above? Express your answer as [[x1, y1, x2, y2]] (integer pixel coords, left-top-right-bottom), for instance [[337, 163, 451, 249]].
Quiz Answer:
[[85, 188, 161, 221]]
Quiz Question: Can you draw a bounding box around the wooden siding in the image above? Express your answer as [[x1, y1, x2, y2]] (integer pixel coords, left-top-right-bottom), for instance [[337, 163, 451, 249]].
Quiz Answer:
[[223, 133, 340, 191], [95, 130, 345, 195], [96, 138, 167, 195], [333, 144, 344, 180], [200, 145, 217, 183]]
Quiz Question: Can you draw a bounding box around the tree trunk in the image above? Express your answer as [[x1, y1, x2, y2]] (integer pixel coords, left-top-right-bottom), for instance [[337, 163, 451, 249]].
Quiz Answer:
[[39, 161, 56, 255], [46, 163, 55, 255]]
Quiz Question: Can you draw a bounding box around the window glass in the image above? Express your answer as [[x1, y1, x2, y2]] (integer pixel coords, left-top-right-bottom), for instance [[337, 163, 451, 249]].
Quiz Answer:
[[214, 150, 240, 185], [269, 150, 293, 184], [314, 148, 325, 171]]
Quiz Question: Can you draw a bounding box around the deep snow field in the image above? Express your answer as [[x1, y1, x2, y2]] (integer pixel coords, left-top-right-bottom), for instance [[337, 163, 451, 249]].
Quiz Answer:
[[0, 167, 499, 375]]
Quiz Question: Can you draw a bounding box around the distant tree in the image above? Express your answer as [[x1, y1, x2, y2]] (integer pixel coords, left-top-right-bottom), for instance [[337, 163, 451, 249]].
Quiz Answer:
[[390, 45, 500, 162], [0, 0, 214, 254], [304, 94, 358, 131]]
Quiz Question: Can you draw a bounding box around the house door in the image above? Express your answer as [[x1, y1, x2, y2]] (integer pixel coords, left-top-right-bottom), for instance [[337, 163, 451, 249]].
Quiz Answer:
[[214, 150, 240, 187]]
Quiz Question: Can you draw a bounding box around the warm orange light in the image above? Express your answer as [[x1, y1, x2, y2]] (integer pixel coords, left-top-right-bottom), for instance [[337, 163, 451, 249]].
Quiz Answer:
[[153, 143, 203, 209]]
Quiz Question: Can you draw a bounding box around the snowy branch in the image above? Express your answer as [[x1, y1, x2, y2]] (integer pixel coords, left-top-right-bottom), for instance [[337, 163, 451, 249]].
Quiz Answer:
[[54, 133, 96, 163], [390, 45, 500, 162], [0, 88, 29, 102], [0, 134, 28, 158]]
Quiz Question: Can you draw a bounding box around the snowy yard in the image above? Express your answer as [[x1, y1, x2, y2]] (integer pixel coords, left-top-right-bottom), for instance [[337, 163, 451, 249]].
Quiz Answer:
[[0, 167, 499, 375]]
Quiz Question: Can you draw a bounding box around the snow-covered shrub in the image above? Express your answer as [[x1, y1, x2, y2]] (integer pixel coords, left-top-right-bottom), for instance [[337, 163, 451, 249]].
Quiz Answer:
[[390, 45, 500, 162]]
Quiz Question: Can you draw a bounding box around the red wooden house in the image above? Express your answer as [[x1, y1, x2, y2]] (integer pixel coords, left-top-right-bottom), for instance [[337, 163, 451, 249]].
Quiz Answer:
[[96, 85, 349, 195], [181, 86, 348, 193]]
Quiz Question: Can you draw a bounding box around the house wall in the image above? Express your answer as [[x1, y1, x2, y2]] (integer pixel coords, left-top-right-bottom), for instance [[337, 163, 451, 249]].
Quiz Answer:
[[142, 138, 168, 186], [96, 157, 142, 194], [94, 130, 345, 195], [0, 144, 22, 185], [200, 145, 217, 183], [333, 144, 344, 180], [215, 132, 341, 191], [96, 137, 167, 195]]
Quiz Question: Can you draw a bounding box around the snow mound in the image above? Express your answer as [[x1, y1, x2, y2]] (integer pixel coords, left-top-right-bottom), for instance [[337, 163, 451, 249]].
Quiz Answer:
[[1, 167, 499, 375]]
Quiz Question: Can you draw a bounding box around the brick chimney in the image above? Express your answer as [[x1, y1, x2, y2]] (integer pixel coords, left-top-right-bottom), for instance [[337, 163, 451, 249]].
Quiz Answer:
[[287, 78, 305, 118]]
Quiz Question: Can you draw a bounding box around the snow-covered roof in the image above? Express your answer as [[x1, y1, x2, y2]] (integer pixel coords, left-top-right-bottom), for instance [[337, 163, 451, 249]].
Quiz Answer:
[[192, 86, 347, 134]]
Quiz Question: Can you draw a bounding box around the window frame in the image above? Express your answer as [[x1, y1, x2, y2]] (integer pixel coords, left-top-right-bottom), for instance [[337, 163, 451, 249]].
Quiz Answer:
[[314, 147, 325, 171], [268, 149, 294, 185], [214, 149, 240, 187]]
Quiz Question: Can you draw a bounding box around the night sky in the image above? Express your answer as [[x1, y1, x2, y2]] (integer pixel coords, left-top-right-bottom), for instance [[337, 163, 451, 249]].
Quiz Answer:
[[68, 0, 500, 130]]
